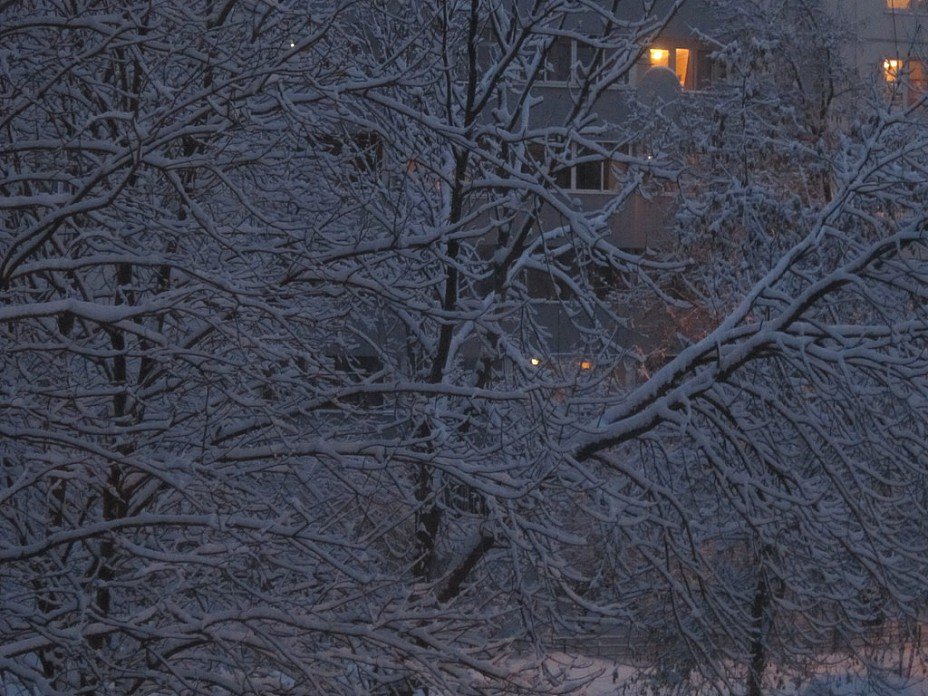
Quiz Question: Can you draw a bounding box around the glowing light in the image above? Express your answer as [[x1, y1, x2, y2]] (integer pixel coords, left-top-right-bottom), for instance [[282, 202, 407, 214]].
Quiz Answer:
[[530, 357, 541, 366], [649, 48, 669, 68], [886, 0, 911, 9], [884, 58, 901, 82], [289, 40, 296, 48], [675, 47, 690, 86], [579, 360, 593, 370]]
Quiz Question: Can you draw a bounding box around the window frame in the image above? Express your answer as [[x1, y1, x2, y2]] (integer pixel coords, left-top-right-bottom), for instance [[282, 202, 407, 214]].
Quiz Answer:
[[525, 142, 627, 194], [642, 45, 722, 91], [540, 38, 614, 85], [885, 0, 928, 12], [882, 56, 928, 106], [557, 144, 622, 193]]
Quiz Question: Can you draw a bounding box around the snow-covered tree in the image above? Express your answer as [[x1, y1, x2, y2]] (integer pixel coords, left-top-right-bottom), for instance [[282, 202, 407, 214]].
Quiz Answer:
[[591, 1, 928, 692], [0, 1, 680, 692], [2, 0, 928, 694]]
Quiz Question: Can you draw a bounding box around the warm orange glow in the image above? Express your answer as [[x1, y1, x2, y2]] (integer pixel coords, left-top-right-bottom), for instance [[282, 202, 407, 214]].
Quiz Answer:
[[675, 48, 690, 86], [886, 0, 911, 9], [911, 59, 926, 83], [579, 360, 593, 370], [910, 60, 928, 103], [884, 58, 902, 82], [649, 48, 670, 68], [649, 48, 691, 87]]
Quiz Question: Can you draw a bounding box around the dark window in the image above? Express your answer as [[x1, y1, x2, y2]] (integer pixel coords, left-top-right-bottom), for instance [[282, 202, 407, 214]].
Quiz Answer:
[[555, 164, 573, 189], [576, 42, 602, 79], [575, 158, 605, 190], [545, 38, 572, 82], [695, 51, 725, 90], [545, 39, 607, 82]]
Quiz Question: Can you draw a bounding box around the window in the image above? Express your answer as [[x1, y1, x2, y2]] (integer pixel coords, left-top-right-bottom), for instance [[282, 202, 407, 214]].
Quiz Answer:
[[574, 156, 610, 191], [545, 38, 572, 82], [575, 42, 602, 80], [883, 58, 902, 82], [886, 0, 928, 11], [542, 38, 605, 83], [883, 57, 927, 105], [648, 47, 690, 86], [557, 146, 619, 192], [526, 143, 623, 192], [645, 46, 720, 90]]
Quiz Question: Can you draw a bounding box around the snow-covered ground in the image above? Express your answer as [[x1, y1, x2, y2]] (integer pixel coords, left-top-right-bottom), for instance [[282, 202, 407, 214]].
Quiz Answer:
[[494, 652, 927, 695]]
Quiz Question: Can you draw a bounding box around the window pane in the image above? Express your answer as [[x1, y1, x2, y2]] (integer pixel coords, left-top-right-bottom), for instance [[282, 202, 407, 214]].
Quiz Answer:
[[695, 50, 718, 90], [649, 48, 670, 69], [554, 164, 572, 189], [909, 60, 926, 104], [546, 39, 571, 82], [575, 159, 603, 190], [884, 58, 901, 82], [576, 43, 601, 78], [675, 48, 691, 87], [527, 144, 570, 188]]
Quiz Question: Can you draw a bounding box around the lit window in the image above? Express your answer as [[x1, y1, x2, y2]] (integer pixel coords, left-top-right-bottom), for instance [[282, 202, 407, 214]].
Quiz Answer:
[[579, 360, 593, 370], [649, 48, 670, 69], [674, 48, 691, 87], [884, 58, 902, 82], [647, 46, 697, 88], [882, 58, 927, 105], [886, 0, 928, 10], [913, 60, 927, 95]]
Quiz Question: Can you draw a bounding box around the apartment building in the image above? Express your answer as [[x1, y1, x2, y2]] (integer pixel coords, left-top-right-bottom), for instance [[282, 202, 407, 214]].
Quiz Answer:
[[319, 0, 926, 380], [843, 0, 928, 105], [527, 1, 723, 254], [518, 0, 928, 370], [534, 0, 927, 249]]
